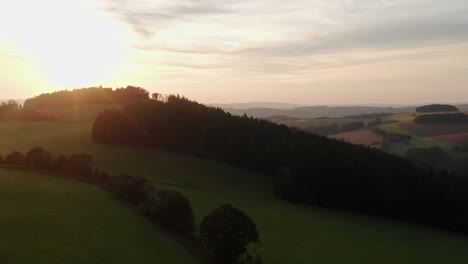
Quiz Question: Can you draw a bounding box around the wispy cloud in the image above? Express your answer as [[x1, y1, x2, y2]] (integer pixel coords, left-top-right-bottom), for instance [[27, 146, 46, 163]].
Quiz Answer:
[[96, 0, 468, 70]]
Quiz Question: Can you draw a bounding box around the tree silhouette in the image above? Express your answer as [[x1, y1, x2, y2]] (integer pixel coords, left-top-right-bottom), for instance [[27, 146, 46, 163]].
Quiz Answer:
[[200, 204, 259, 264]]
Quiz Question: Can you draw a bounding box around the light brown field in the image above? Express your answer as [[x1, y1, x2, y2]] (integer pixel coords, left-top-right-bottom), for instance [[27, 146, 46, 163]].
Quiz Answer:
[[430, 133, 468, 143], [398, 121, 468, 137], [330, 129, 383, 147]]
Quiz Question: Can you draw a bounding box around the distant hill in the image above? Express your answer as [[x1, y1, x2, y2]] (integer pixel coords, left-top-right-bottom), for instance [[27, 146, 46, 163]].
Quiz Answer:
[[23, 86, 148, 109], [0, 99, 24, 105], [212, 102, 301, 109], [219, 103, 468, 119], [416, 104, 459, 113], [414, 113, 468, 124], [223, 106, 416, 118], [456, 104, 468, 112]]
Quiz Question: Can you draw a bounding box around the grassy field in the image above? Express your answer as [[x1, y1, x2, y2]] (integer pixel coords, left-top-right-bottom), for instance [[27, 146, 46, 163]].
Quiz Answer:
[[2, 121, 468, 263], [0, 168, 198, 264], [431, 133, 468, 143], [399, 122, 468, 137], [378, 122, 454, 149], [329, 129, 383, 147], [382, 112, 416, 123], [268, 116, 373, 130], [39, 104, 122, 122], [382, 112, 467, 147]]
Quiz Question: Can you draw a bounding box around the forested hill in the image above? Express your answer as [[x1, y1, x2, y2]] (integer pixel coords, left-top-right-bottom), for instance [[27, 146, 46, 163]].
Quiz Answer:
[[415, 113, 468, 124], [416, 104, 459, 113], [23, 86, 151, 109], [91, 91, 468, 235]]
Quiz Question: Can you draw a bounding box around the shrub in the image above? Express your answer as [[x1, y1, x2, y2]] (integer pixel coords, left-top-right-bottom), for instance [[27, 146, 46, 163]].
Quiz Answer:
[[92, 169, 111, 186], [145, 190, 194, 235], [25, 147, 53, 169], [5, 151, 25, 166], [109, 174, 151, 205], [53, 155, 69, 171], [65, 153, 93, 176], [239, 254, 263, 264], [200, 204, 260, 264]]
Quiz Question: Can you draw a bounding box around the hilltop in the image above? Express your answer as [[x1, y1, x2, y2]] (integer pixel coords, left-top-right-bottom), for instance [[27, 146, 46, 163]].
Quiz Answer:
[[3, 86, 468, 263]]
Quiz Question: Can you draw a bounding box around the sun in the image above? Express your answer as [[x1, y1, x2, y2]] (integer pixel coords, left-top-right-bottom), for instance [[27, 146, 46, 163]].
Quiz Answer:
[[0, 0, 129, 89]]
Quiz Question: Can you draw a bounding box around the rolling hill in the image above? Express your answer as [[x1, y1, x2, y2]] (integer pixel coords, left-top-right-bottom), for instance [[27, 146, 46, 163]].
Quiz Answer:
[[1, 119, 468, 263], [0, 168, 198, 264], [223, 105, 415, 119]]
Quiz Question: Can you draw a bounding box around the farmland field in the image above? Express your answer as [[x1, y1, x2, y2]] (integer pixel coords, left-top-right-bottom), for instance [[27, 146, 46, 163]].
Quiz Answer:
[[382, 112, 416, 123], [0, 168, 198, 264], [378, 121, 454, 149], [268, 116, 373, 130], [329, 129, 383, 147], [398, 122, 468, 137], [1, 120, 468, 263], [431, 133, 468, 143]]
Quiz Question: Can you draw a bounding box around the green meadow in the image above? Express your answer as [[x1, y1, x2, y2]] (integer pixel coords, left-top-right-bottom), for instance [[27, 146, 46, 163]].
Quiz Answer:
[[0, 168, 198, 264], [1, 120, 468, 263], [379, 117, 453, 149], [382, 112, 416, 123]]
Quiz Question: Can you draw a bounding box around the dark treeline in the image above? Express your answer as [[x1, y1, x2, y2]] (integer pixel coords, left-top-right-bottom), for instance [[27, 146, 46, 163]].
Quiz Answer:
[[405, 147, 468, 179], [306, 121, 365, 136], [0, 100, 53, 121], [416, 104, 459, 113], [0, 147, 261, 264], [23, 86, 151, 109], [0, 147, 194, 236], [414, 113, 468, 124], [306, 124, 340, 136], [374, 127, 412, 143], [341, 121, 365, 133], [341, 113, 393, 119], [404, 147, 452, 169], [92, 93, 468, 235]]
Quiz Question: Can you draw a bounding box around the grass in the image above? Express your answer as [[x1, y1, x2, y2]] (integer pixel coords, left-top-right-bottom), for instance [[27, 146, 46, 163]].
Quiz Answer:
[[2, 121, 468, 263], [40, 104, 122, 122], [382, 112, 416, 123], [378, 123, 454, 149], [329, 129, 383, 147], [379, 123, 413, 135], [271, 117, 372, 130], [0, 168, 198, 264]]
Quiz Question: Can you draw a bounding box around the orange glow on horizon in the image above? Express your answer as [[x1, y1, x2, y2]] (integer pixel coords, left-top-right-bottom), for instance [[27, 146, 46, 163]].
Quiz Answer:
[[0, 0, 130, 90]]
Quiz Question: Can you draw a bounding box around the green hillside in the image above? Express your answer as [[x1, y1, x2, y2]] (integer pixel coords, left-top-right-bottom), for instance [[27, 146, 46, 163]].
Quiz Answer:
[[1, 120, 468, 263], [0, 168, 198, 264], [379, 113, 454, 150]]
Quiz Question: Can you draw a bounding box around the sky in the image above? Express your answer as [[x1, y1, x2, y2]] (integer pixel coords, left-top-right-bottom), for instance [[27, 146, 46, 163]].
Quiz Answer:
[[1, 0, 468, 105]]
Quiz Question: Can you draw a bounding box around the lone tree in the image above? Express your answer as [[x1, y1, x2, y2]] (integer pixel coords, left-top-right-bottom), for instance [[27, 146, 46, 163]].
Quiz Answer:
[[25, 147, 53, 168], [146, 190, 194, 235], [200, 204, 260, 264]]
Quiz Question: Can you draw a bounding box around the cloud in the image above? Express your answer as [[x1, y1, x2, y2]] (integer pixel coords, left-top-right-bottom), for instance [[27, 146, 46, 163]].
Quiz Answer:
[[102, 0, 235, 38], [239, 14, 468, 58], [88, 0, 468, 83]]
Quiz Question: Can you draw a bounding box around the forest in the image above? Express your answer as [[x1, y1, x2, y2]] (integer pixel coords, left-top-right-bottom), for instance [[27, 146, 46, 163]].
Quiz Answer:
[[416, 104, 459, 113], [86, 91, 468, 235], [23, 86, 151, 109], [414, 113, 468, 124], [0, 100, 53, 121]]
